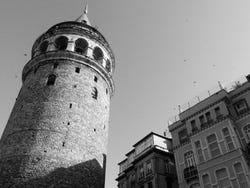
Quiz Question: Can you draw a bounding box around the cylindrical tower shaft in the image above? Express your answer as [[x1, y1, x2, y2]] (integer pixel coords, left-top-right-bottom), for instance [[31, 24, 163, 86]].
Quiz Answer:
[[0, 13, 115, 188]]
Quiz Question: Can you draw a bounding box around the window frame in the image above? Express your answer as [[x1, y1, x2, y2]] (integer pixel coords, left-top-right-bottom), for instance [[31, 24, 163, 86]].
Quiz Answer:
[[206, 133, 221, 158], [233, 162, 249, 188], [194, 140, 205, 163], [215, 167, 232, 188], [221, 127, 235, 152], [184, 151, 196, 167], [202, 173, 212, 188], [233, 99, 249, 115]]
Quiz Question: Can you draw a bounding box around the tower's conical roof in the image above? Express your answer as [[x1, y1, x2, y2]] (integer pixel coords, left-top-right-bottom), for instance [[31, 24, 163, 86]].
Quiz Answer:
[[75, 4, 91, 26]]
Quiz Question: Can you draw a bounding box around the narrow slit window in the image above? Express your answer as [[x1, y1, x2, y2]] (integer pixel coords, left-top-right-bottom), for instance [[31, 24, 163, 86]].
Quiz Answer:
[[53, 63, 59, 69], [69, 103, 72, 108], [46, 74, 56, 86], [92, 87, 98, 100], [94, 76, 98, 82], [75, 67, 80, 73]]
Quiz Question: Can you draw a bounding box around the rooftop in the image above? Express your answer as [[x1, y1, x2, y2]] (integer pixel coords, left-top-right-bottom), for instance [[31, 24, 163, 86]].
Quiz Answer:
[[167, 75, 250, 126]]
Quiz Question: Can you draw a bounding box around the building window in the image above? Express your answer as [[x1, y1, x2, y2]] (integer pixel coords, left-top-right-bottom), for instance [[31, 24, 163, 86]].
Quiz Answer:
[[215, 107, 222, 119], [138, 164, 144, 180], [215, 168, 231, 188], [202, 174, 211, 188], [165, 159, 175, 174], [39, 40, 49, 53], [92, 87, 98, 100], [184, 151, 196, 167], [53, 63, 59, 69], [191, 120, 198, 132], [222, 127, 235, 151], [234, 162, 248, 188], [178, 128, 189, 144], [243, 124, 250, 140], [199, 115, 206, 128], [234, 99, 249, 115], [55, 36, 68, 50], [207, 134, 221, 158], [190, 183, 201, 188], [93, 46, 104, 63], [46, 74, 56, 86], [146, 160, 152, 175], [148, 182, 153, 188], [194, 141, 205, 163], [75, 67, 80, 73], [205, 112, 212, 123], [75, 38, 88, 55]]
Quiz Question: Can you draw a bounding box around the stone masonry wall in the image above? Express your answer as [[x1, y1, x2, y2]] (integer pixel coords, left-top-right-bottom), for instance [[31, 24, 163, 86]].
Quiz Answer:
[[0, 58, 110, 187]]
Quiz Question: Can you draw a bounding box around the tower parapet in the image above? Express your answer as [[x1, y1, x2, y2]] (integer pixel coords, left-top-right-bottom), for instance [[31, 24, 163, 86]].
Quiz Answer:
[[0, 8, 114, 188]]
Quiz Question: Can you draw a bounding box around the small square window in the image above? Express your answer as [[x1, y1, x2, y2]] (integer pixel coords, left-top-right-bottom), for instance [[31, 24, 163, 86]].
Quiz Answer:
[[234, 99, 249, 115], [75, 67, 80, 73]]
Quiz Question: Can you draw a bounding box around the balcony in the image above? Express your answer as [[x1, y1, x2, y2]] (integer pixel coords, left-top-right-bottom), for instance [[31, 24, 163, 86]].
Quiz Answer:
[[183, 166, 199, 182]]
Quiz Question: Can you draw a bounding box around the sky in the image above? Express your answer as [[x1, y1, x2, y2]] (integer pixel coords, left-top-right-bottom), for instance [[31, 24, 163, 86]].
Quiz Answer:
[[1, 0, 250, 187]]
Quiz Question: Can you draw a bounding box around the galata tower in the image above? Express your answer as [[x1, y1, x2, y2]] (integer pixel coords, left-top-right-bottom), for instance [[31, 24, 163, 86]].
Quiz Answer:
[[0, 5, 115, 188]]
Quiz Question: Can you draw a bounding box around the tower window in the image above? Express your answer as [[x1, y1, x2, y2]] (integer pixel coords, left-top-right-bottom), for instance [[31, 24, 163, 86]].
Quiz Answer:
[[39, 40, 49, 53], [93, 47, 104, 63], [92, 87, 98, 100], [55, 36, 68, 50], [75, 38, 88, 55], [75, 67, 80, 73], [106, 59, 111, 72], [34, 66, 39, 74], [46, 74, 56, 86], [69, 103, 72, 108], [94, 76, 98, 82], [53, 63, 59, 69]]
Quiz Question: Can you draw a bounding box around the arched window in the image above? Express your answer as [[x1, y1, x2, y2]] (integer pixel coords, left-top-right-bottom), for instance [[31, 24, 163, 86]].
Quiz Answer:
[[55, 36, 68, 50], [243, 124, 250, 140], [47, 74, 56, 86], [75, 38, 88, 55], [39, 40, 49, 53], [202, 174, 211, 188], [92, 87, 98, 100], [215, 168, 231, 188], [106, 59, 111, 72], [93, 47, 104, 63], [234, 162, 248, 187]]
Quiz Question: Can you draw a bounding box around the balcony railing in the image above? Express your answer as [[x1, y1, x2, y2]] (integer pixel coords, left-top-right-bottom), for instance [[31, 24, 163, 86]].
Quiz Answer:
[[183, 166, 199, 182]]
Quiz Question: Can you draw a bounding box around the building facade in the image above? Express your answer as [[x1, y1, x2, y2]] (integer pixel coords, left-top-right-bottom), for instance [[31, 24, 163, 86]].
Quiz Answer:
[[168, 75, 250, 188], [0, 8, 115, 187], [116, 132, 178, 188]]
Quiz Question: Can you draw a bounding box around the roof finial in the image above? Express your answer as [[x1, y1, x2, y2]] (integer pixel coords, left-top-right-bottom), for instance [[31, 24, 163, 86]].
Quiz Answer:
[[84, 4, 88, 15], [75, 1, 91, 25]]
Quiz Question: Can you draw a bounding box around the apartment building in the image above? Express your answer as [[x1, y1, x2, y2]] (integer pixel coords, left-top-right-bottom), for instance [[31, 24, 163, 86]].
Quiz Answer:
[[168, 75, 250, 188], [116, 132, 178, 188]]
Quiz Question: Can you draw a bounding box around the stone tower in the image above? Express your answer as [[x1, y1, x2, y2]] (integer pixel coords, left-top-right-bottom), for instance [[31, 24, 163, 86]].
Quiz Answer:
[[0, 6, 115, 188]]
